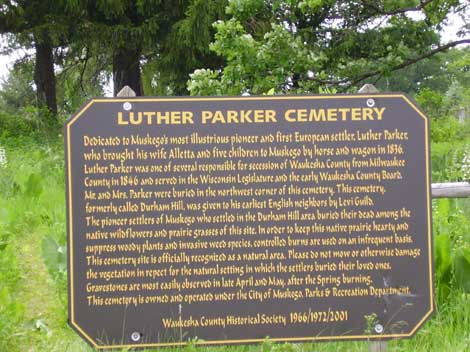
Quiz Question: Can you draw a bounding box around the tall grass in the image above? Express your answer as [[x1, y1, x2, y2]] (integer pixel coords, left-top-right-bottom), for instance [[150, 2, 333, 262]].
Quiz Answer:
[[0, 136, 69, 350]]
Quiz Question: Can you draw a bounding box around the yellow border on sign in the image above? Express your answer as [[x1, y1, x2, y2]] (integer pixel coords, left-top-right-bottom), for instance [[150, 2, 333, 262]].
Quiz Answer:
[[67, 100, 99, 345], [401, 95, 434, 321], [65, 94, 433, 349]]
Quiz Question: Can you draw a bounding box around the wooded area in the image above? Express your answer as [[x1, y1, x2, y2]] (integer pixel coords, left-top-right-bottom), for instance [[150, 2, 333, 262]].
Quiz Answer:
[[1, 0, 469, 117]]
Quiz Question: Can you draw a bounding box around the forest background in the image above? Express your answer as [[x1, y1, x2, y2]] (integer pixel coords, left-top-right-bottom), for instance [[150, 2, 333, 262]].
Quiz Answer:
[[1, 0, 470, 351]]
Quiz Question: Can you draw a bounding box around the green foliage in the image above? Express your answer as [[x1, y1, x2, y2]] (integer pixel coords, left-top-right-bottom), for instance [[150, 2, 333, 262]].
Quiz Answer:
[[416, 89, 446, 119], [422, 53, 470, 179], [189, 18, 322, 95], [318, 86, 337, 94], [433, 198, 470, 302], [0, 42, 106, 117], [0, 0, 85, 115], [261, 339, 299, 352], [432, 190, 470, 315], [446, 47, 470, 88], [454, 247, 470, 292], [445, 80, 467, 110], [188, 69, 225, 96], [384, 48, 470, 122], [434, 231, 452, 298], [68, 0, 228, 96], [0, 109, 36, 138], [226, 0, 265, 19], [155, 0, 227, 94], [429, 112, 470, 182], [0, 183, 24, 349], [433, 199, 453, 299], [56, 47, 107, 114], [363, 312, 379, 335], [42, 235, 67, 282], [0, 135, 67, 349], [0, 60, 36, 113], [188, 0, 468, 96], [0, 107, 60, 139], [24, 173, 44, 198], [0, 249, 24, 351]]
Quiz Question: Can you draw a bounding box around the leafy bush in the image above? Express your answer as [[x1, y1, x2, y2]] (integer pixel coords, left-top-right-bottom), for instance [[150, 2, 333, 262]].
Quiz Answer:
[[0, 107, 59, 139], [0, 109, 36, 138], [431, 142, 466, 182], [416, 88, 446, 118], [433, 198, 470, 302], [430, 115, 470, 182], [430, 116, 461, 143]]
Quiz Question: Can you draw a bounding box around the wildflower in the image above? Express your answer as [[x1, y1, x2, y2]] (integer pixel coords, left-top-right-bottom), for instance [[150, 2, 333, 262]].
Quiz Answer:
[[0, 146, 6, 168], [462, 148, 470, 181]]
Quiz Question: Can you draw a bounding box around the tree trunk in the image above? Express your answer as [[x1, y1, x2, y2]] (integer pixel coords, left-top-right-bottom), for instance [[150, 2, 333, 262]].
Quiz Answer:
[[34, 33, 57, 116], [113, 46, 142, 96]]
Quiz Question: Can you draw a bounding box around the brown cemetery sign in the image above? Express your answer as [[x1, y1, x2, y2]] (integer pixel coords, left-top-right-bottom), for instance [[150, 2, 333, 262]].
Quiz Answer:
[[65, 94, 433, 349]]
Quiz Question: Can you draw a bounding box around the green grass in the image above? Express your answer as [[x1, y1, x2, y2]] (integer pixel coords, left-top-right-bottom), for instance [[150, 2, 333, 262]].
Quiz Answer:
[[0, 136, 469, 352]]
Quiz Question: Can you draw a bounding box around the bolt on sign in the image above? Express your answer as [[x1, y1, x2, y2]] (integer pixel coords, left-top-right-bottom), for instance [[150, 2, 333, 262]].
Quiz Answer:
[[65, 94, 433, 349]]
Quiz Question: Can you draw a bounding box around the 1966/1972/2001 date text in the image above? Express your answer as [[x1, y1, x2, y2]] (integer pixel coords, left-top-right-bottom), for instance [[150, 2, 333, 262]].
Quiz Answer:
[[289, 309, 349, 324]]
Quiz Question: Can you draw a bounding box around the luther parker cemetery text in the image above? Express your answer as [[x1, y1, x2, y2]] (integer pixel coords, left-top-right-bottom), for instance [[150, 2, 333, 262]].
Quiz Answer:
[[65, 95, 432, 349]]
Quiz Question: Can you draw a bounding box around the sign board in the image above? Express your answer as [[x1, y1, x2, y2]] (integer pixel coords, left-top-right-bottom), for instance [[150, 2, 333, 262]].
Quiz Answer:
[[65, 94, 433, 349]]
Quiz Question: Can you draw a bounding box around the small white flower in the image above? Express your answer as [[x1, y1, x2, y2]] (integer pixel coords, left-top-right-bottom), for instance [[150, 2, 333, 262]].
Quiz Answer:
[[462, 148, 470, 180], [0, 147, 6, 168]]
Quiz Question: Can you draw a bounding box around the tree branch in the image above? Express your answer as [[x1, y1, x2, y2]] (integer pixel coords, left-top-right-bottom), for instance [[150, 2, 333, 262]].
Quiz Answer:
[[362, 0, 434, 17], [315, 38, 470, 87], [0, 4, 28, 34], [352, 39, 470, 85], [79, 48, 90, 93]]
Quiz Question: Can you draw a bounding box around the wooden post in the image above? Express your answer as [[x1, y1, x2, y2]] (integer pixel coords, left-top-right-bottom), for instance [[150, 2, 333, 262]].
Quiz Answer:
[[432, 182, 470, 198], [358, 84, 389, 352], [369, 340, 388, 352], [116, 85, 137, 98], [358, 84, 379, 94], [459, 106, 466, 124]]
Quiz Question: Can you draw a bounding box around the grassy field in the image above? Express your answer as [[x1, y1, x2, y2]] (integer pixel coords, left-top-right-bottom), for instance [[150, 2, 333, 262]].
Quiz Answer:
[[1, 135, 470, 352]]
